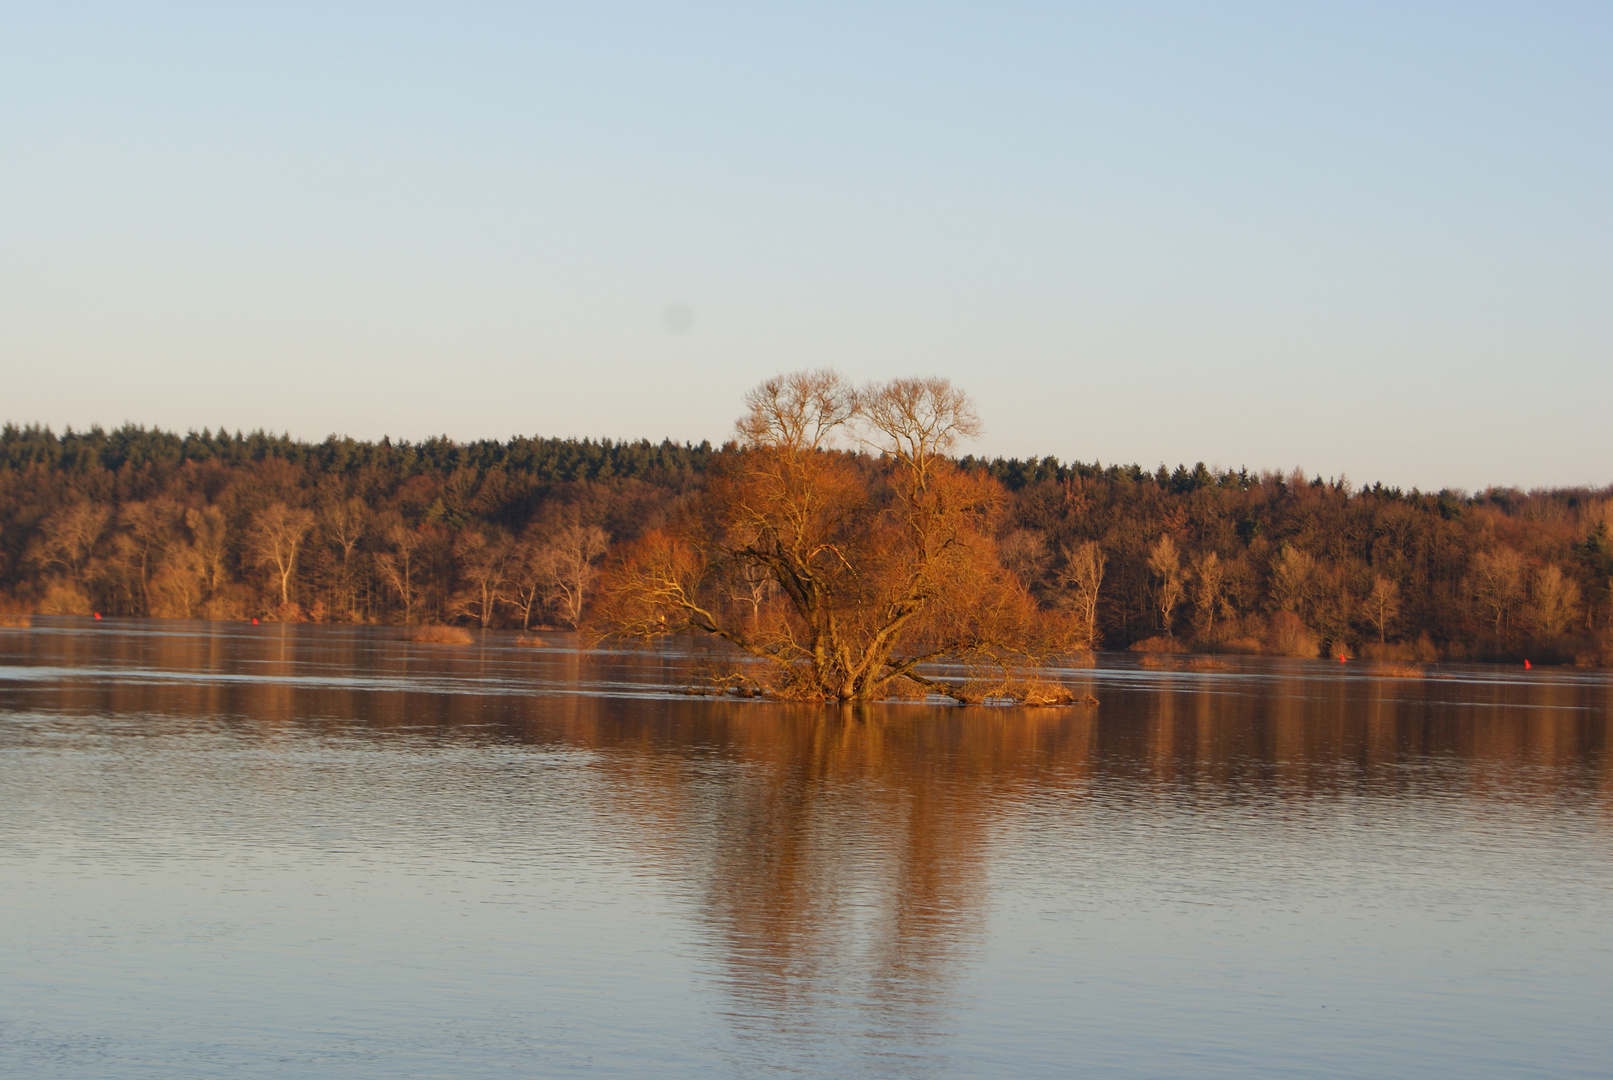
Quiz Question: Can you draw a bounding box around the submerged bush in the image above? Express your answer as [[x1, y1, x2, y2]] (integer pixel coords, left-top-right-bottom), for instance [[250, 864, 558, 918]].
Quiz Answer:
[[410, 625, 473, 644]]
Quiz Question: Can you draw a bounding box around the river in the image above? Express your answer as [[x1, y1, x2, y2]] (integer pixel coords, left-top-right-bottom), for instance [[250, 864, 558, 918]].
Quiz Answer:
[[1, 619, 1608, 1078]]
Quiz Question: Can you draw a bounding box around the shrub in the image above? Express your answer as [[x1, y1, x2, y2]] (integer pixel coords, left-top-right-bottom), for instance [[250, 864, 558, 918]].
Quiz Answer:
[[410, 625, 474, 644], [40, 581, 92, 616], [1360, 633, 1440, 663], [1129, 635, 1186, 654], [1209, 636, 1265, 655], [1184, 656, 1229, 671], [1266, 611, 1320, 658]]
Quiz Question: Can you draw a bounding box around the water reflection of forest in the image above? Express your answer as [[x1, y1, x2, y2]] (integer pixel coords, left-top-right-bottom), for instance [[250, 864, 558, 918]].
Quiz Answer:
[[3, 622, 1608, 1027], [11, 623, 1605, 782]]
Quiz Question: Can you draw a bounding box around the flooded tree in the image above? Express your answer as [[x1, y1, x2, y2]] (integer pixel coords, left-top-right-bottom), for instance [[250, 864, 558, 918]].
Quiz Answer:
[[595, 371, 1076, 703]]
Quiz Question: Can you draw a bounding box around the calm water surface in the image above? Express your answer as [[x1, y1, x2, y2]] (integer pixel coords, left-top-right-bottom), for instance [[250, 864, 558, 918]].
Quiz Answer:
[[1, 620, 1609, 1078]]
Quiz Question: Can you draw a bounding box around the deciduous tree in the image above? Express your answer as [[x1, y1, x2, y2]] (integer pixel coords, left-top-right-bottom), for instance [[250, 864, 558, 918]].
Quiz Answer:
[[532, 523, 610, 628], [1057, 541, 1106, 650], [250, 503, 316, 610], [1147, 535, 1184, 634], [376, 518, 423, 625], [596, 371, 1074, 703], [1469, 547, 1525, 650], [1364, 574, 1401, 643], [1529, 563, 1580, 641], [30, 503, 110, 588], [1189, 549, 1224, 636], [452, 528, 514, 628], [184, 506, 230, 599], [1271, 545, 1318, 619]]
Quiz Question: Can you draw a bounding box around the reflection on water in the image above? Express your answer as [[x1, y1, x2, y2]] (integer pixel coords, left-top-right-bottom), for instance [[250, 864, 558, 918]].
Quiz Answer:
[[0, 619, 1609, 1079]]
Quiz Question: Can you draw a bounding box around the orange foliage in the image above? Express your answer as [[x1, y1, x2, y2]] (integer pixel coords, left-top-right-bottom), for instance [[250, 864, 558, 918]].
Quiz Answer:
[[595, 372, 1077, 702]]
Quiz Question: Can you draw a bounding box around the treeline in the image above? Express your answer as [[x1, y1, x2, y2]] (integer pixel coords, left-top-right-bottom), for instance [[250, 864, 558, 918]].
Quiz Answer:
[[0, 423, 710, 630], [970, 458, 1613, 664], [1, 423, 1609, 663]]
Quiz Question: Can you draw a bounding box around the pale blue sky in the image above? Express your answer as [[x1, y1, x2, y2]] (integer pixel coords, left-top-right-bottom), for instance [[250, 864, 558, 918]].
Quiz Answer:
[[3, 2, 1608, 490]]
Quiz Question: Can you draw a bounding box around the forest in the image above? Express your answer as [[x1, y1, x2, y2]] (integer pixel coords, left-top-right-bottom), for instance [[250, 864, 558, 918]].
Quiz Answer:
[[1, 420, 1609, 665]]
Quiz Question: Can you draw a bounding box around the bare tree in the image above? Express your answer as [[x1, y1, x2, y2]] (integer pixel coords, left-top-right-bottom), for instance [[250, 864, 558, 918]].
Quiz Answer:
[[1189, 550, 1224, 636], [30, 503, 111, 587], [250, 503, 316, 609], [727, 557, 779, 630], [1364, 575, 1401, 643], [1271, 545, 1318, 619], [534, 524, 610, 628], [184, 506, 230, 598], [106, 501, 179, 614], [1529, 563, 1580, 641], [453, 529, 514, 628], [1469, 547, 1525, 649], [1147, 535, 1184, 634], [375, 519, 423, 625], [150, 543, 208, 618], [317, 497, 369, 619], [999, 530, 1051, 592], [1057, 541, 1106, 650], [856, 375, 981, 491], [738, 369, 858, 453], [508, 536, 547, 631]]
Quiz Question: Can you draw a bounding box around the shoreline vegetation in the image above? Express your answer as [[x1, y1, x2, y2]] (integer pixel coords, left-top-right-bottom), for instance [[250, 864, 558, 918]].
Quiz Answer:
[[2, 372, 1610, 684]]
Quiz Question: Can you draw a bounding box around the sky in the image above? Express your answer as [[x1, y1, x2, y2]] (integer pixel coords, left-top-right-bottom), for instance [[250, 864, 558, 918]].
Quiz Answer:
[[2, 2, 1609, 492]]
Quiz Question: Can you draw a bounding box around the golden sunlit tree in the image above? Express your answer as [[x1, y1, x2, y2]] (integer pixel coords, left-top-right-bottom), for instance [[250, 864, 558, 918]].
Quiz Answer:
[[185, 506, 230, 601], [249, 502, 316, 611], [27, 502, 110, 613], [452, 528, 514, 628], [1469, 546, 1525, 650], [594, 370, 1078, 703], [1189, 549, 1223, 638], [1271, 544, 1319, 621], [1529, 563, 1580, 642], [1056, 540, 1105, 651], [316, 496, 368, 621], [31, 502, 110, 589], [1364, 574, 1401, 644], [375, 517, 424, 625], [1146, 535, 1184, 635]]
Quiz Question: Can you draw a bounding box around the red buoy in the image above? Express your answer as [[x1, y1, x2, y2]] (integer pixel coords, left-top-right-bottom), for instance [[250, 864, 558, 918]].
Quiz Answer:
[[93, 612, 101, 619], [251, 617, 259, 625], [1524, 658, 1531, 670]]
